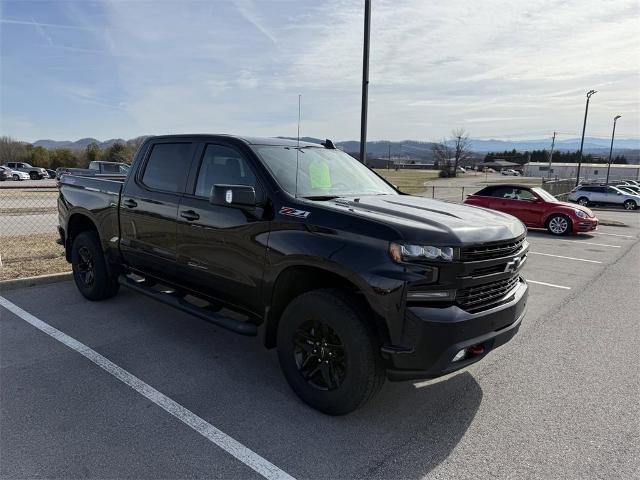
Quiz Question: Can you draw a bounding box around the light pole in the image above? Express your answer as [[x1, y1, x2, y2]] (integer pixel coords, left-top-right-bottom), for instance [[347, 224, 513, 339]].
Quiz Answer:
[[575, 89, 597, 186], [359, 0, 371, 165], [606, 115, 622, 185], [547, 131, 556, 179]]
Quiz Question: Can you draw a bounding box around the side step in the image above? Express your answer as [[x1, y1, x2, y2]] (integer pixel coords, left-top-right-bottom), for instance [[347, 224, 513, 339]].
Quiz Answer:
[[118, 275, 257, 336]]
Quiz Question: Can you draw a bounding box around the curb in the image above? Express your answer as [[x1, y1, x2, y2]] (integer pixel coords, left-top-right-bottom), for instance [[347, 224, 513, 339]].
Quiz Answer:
[[0, 272, 72, 292]]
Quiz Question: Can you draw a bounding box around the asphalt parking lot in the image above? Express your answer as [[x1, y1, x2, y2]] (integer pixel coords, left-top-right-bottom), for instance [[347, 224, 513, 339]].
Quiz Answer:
[[1, 210, 639, 479]]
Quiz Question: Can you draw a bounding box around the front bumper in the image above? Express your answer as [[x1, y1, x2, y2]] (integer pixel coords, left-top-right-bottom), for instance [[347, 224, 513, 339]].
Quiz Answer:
[[572, 217, 598, 232], [385, 278, 528, 381]]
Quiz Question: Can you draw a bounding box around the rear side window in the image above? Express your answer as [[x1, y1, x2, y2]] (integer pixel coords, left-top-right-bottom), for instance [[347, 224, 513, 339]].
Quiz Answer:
[[194, 144, 257, 198], [101, 163, 123, 173], [474, 187, 494, 196], [492, 187, 517, 198], [141, 143, 192, 193]]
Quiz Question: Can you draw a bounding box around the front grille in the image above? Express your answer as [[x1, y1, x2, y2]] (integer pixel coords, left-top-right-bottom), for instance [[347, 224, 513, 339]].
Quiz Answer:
[[456, 275, 520, 311], [470, 264, 506, 277], [460, 236, 525, 261]]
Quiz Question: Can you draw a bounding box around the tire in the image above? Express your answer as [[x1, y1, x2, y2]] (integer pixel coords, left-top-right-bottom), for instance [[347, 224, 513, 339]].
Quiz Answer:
[[276, 289, 385, 415], [71, 231, 119, 301], [577, 197, 589, 206], [546, 214, 571, 236], [12, 174, 20, 181], [29, 172, 38, 180], [623, 200, 637, 210]]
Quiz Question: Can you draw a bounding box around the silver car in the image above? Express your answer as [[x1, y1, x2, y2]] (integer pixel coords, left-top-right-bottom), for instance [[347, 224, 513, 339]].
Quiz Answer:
[[568, 185, 640, 210]]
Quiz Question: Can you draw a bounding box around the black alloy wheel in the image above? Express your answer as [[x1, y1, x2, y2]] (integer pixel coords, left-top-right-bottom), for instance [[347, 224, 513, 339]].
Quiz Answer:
[[76, 246, 95, 286], [293, 319, 346, 391]]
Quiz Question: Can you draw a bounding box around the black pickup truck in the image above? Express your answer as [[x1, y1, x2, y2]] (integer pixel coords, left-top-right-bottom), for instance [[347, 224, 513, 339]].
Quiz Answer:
[[58, 134, 528, 414]]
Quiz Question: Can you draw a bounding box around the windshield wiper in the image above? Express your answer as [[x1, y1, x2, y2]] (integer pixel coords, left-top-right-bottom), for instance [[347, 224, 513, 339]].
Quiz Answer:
[[302, 195, 341, 201]]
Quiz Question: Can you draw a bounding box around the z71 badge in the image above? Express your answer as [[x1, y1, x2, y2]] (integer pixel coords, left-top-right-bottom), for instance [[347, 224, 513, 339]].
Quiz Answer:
[[279, 206, 311, 219]]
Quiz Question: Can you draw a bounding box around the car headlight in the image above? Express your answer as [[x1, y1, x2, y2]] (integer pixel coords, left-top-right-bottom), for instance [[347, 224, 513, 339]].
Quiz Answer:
[[389, 242, 455, 263], [575, 209, 587, 218]]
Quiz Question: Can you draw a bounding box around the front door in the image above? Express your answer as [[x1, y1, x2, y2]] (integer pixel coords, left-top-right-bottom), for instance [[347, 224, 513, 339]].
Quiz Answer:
[[176, 143, 270, 314]]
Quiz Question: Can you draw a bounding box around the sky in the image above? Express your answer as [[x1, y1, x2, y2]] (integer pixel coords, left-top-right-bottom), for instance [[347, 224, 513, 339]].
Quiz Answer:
[[1, 0, 639, 143]]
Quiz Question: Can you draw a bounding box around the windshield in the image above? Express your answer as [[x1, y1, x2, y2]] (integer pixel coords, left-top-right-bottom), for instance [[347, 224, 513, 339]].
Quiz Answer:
[[532, 187, 558, 203], [254, 146, 397, 198]]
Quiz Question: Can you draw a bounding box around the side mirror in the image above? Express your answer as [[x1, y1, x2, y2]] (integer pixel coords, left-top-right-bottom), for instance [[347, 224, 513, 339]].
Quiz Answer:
[[210, 184, 257, 208]]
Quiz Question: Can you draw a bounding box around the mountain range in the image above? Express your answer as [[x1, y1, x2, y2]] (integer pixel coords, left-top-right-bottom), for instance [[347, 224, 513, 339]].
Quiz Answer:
[[32, 136, 639, 156]]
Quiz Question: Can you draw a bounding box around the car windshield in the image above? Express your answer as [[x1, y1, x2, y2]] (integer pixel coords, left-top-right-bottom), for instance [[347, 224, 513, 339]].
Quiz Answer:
[[254, 146, 397, 198], [532, 187, 558, 202]]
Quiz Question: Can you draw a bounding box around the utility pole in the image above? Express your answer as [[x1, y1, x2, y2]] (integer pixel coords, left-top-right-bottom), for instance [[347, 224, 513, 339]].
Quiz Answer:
[[606, 115, 622, 185], [575, 89, 597, 186], [547, 131, 556, 179], [359, 0, 371, 165]]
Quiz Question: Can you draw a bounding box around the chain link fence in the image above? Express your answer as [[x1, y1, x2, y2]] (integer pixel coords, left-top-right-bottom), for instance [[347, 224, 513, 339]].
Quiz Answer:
[[0, 183, 68, 280]]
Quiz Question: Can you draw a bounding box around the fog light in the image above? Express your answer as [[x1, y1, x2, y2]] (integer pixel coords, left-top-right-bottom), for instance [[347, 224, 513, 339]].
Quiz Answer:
[[452, 349, 467, 362], [406, 290, 454, 301]]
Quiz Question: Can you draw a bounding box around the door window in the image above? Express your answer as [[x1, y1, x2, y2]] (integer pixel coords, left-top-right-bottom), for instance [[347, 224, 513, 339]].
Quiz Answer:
[[194, 144, 257, 198], [141, 143, 192, 193], [492, 187, 518, 199]]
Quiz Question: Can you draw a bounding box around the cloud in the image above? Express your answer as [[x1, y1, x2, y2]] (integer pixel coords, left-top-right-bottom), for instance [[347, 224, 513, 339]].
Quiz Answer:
[[30, 16, 54, 46], [2, 0, 638, 141], [234, 0, 278, 46]]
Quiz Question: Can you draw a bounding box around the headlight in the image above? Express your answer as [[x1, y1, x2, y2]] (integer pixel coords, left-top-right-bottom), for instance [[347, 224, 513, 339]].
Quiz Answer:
[[389, 242, 455, 263], [575, 209, 587, 218]]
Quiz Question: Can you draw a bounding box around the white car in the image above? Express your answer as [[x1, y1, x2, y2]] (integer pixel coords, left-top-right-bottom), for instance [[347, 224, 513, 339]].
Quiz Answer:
[[501, 169, 520, 176], [568, 185, 640, 210], [10, 169, 30, 181]]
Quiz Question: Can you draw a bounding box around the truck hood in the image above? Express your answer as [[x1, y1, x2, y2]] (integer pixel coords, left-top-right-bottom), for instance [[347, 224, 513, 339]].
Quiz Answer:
[[323, 195, 526, 245]]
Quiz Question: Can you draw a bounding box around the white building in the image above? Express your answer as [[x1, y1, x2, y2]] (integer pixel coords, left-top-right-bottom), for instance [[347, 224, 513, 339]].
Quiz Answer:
[[523, 162, 639, 181]]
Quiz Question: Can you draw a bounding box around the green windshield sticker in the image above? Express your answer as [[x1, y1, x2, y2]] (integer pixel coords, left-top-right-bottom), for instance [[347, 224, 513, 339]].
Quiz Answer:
[[308, 160, 332, 188]]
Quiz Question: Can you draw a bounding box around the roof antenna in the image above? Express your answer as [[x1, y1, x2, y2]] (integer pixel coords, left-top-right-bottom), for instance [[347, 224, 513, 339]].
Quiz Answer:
[[295, 94, 301, 198]]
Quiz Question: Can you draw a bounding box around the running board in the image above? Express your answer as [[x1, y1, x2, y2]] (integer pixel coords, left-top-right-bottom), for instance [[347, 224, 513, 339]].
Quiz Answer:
[[118, 275, 257, 336]]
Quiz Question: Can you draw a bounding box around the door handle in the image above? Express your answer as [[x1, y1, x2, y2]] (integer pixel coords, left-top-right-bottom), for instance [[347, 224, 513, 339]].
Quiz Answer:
[[123, 199, 137, 208], [180, 210, 200, 221]]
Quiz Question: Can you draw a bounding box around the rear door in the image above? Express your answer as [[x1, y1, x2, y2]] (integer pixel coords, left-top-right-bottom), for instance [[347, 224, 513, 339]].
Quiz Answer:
[[175, 142, 270, 313], [119, 140, 195, 281]]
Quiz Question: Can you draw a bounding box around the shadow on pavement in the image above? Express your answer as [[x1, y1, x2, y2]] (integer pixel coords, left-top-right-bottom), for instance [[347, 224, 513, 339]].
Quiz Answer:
[[2, 284, 484, 480]]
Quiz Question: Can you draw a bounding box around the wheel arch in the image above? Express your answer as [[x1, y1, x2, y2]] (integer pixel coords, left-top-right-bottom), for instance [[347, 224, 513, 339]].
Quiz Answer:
[[65, 213, 100, 261], [261, 265, 391, 350]]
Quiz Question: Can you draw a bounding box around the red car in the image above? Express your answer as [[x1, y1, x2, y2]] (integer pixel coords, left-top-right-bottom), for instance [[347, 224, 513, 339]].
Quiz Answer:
[[464, 184, 598, 235]]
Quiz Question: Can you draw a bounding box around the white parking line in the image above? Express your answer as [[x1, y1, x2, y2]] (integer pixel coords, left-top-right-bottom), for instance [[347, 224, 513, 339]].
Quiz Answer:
[[529, 252, 602, 263], [592, 231, 635, 239], [0, 296, 295, 480], [561, 240, 621, 248], [527, 280, 571, 290]]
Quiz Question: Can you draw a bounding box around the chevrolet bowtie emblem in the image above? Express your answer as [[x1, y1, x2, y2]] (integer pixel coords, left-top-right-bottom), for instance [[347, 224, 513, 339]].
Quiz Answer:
[[504, 257, 522, 273]]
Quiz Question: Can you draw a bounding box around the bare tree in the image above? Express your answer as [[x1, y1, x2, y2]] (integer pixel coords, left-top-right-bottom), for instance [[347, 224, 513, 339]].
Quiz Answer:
[[432, 129, 471, 177], [451, 128, 471, 177], [432, 139, 453, 176]]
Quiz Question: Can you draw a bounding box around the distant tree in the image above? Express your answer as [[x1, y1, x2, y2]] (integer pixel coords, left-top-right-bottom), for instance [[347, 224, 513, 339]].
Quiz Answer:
[[86, 142, 101, 164], [432, 138, 454, 177], [433, 129, 472, 177], [49, 148, 77, 169], [0, 136, 28, 164], [29, 146, 50, 168], [451, 128, 471, 177], [103, 142, 130, 163]]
